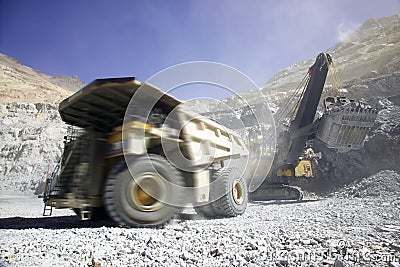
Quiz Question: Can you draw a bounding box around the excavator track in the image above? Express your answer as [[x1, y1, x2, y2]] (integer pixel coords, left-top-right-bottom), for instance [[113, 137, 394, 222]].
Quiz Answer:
[[250, 184, 303, 201]]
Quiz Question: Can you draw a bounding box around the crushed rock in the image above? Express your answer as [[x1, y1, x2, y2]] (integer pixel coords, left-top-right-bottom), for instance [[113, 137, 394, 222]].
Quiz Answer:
[[333, 170, 400, 198]]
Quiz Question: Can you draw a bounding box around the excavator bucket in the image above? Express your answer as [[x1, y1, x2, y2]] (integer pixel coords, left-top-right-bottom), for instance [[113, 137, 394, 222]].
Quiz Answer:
[[316, 96, 378, 152]]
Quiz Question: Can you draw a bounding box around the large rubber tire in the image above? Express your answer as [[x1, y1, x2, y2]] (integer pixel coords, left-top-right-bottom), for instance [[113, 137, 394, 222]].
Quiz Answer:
[[103, 154, 184, 227], [210, 167, 248, 218]]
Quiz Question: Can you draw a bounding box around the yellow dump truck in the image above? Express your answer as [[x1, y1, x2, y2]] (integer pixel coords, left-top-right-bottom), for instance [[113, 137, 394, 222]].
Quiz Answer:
[[43, 77, 250, 227]]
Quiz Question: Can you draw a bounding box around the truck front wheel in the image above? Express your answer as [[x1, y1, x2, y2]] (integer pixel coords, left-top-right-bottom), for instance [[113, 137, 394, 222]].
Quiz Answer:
[[103, 154, 184, 227], [211, 167, 248, 217]]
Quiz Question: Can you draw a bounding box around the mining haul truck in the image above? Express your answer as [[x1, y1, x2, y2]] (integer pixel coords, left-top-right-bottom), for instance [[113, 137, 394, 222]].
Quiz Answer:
[[42, 78, 250, 227]]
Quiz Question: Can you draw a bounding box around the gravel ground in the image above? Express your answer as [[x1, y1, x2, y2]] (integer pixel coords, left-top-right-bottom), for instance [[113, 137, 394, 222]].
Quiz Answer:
[[1, 194, 399, 267]]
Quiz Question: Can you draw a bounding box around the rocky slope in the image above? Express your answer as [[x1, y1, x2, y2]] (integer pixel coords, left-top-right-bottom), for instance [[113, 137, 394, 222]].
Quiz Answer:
[[0, 103, 66, 196], [0, 53, 84, 195], [0, 53, 84, 103], [258, 13, 400, 99]]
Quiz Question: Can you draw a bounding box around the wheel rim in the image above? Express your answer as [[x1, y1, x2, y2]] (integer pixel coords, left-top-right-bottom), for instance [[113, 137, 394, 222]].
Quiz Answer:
[[128, 172, 166, 211], [232, 179, 245, 205]]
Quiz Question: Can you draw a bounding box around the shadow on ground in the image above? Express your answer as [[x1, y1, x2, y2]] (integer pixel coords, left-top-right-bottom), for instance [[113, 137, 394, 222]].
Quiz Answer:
[[253, 198, 323, 206], [0, 200, 325, 229], [0, 216, 117, 230]]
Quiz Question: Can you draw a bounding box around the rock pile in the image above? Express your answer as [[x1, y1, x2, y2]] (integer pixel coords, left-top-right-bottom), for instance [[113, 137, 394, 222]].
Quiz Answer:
[[333, 170, 400, 198]]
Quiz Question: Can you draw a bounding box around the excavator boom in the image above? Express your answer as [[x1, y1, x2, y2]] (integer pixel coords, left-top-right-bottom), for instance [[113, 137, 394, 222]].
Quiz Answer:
[[285, 53, 331, 166]]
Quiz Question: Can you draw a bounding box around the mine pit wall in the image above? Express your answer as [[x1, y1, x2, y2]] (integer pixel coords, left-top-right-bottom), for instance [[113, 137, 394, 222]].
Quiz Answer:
[[0, 103, 66, 196]]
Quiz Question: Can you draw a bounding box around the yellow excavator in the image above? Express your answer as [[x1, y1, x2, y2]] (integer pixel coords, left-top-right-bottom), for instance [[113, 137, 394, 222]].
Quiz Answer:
[[251, 53, 377, 200]]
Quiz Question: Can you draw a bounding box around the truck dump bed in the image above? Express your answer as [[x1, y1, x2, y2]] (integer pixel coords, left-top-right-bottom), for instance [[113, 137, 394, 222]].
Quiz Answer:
[[59, 77, 182, 133]]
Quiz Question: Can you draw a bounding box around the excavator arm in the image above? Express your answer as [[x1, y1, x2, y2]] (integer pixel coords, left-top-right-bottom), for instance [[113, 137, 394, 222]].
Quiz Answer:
[[276, 53, 332, 171], [285, 53, 332, 165]]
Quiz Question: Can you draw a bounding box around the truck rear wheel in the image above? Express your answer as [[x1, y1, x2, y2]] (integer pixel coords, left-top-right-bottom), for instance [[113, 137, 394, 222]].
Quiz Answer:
[[210, 167, 248, 217], [103, 154, 184, 227]]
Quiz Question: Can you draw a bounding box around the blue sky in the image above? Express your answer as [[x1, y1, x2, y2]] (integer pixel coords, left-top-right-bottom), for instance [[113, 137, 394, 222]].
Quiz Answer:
[[1, 0, 400, 99]]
